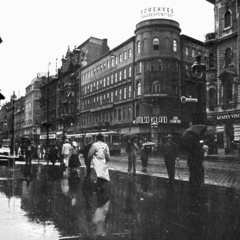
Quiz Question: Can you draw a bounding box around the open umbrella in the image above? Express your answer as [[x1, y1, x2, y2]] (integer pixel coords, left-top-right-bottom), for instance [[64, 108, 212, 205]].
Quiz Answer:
[[181, 124, 206, 150], [123, 133, 137, 141], [185, 124, 206, 136], [142, 142, 156, 146]]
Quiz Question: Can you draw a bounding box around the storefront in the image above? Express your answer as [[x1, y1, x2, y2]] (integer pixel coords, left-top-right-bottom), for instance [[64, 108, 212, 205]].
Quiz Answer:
[[215, 111, 240, 154]]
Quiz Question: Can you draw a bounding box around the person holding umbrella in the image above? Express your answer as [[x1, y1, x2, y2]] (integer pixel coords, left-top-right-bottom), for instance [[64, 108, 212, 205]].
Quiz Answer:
[[125, 135, 139, 176], [140, 142, 154, 172], [162, 134, 179, 184]]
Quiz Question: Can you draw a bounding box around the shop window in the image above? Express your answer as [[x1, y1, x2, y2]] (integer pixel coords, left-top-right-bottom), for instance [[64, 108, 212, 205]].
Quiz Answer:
[[153, 38, 159, 50]]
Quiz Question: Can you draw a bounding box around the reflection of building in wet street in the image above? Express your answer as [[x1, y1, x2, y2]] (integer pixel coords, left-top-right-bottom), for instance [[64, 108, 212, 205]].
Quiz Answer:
[[0, 164, 240, 239]]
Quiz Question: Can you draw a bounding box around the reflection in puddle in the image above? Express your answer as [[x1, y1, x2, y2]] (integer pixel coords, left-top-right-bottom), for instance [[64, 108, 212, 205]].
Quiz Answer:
[[0, 164, 239, 239]]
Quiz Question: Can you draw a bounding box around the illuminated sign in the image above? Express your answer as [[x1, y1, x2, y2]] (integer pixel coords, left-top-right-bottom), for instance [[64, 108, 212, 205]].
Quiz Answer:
[[40, 134, 56, 139], [140, 7, 174, 19], [134, 116, 181, 124]]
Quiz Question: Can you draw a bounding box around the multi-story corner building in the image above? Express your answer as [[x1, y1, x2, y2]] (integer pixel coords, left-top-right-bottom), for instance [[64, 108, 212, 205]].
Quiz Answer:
[[80, 18, 206, 146], [23, 76, 41, 142], [15, 96, 25, 143], [205, 0, 240, 155]]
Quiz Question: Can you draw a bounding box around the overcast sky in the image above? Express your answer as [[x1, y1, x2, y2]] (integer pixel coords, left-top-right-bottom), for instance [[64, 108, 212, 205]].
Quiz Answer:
[[0, 0, 214, 103]]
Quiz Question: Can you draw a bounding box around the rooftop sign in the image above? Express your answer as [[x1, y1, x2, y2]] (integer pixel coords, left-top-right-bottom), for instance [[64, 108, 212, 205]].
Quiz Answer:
[[140, 7, 174, 19]]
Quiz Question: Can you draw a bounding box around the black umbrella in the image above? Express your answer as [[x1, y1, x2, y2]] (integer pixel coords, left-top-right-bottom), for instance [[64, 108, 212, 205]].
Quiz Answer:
[[181, 125, 206, 150], [123, 133, 137, 141]]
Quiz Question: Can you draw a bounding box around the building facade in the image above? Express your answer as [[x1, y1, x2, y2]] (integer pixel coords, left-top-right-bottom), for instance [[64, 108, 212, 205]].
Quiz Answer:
[[205, 0, 240, 154], [79, 18, 206, 147]]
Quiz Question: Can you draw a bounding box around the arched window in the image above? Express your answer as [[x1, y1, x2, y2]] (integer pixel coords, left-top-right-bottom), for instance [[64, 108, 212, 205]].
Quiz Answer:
[[137, 82, 141, 96], [209, 53, 214, 68], [173, 40, 177, 52], [225, 47, 233, 67], [224, 10, 231, 28], [152, 80, 160, 93], [137, 41, 141, 54], [153, 38, 159, 50]]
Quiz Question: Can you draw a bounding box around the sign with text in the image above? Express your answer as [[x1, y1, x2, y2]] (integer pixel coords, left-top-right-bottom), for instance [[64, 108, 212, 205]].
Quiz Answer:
[[141, 6, 174, 19], [216, 113, 240, 121], [134, 116, 181, 124]]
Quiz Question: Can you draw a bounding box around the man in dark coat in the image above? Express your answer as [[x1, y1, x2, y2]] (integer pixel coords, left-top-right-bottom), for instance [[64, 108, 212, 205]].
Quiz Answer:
[[162, 134, 179, 184]]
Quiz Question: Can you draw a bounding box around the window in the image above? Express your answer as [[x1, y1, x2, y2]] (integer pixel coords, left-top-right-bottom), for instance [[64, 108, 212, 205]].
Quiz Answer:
[[139, 62, 142, 73], [137, 82, 141, 96], [103, 78, 106, 87], [124, 51, 127, 60], [136, 104, 140, 117], [158, 60, 162, 71], [173, 40, 177, 52], [224, 10, 231, 28], [115, 73, 118, 83], [192, 49, 195, 58], [208, 87, 216, 111], [123, 87, 127, 99], [110, 92, 113, 102], [152, 80, 160, 93], [107, 61, 110, 69], [115, 56, 118, 65], [115, 90, 118, 100], [100, 95, 102, 105], [123, 108, 126, 121], [209, 53, 214, 68], [96, 80, 99, 90], [150, 62, 155, 71], [118, 109, 121, 121], [225, 47, 233, 67], [185, 47, 189, 56], [119, 54, 122, 63], [119, 89, 122, 100], [153, 38, 159, 50], [128, 49, 132, 58], [119, 71, 122, 81], [137, 41, 141, 54], [111, 74, 114, 84], [128, 85, 132, 98], [111, 58, 114, 67], [90, 84, 92, 92], [123, 69, 127, 79], [107, 76, 110, 86], [128, 66, 132, 78]]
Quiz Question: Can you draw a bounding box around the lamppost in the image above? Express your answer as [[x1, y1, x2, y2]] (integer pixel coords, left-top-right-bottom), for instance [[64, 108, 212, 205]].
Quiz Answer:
[[11, 91, 17, 156], [191, 55, 207, 125]]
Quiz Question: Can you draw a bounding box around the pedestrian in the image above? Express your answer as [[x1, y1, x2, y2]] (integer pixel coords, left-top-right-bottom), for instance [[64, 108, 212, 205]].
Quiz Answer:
[[140, 145, 151, 172], [61, 139, 72, 173], [50, 144, 59, 166], [83, 139, 93, 181], [25, 142, 34, 165], [126, 137, 139, 176], [162, 134, 179, 184], [87, 133, 110, 185], [69, 141, 81, 174]]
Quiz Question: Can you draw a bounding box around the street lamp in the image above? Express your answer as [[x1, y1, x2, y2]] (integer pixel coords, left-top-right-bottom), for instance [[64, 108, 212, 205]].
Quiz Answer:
[[11, 91, 17, 156], [191, 55, 207, 125]]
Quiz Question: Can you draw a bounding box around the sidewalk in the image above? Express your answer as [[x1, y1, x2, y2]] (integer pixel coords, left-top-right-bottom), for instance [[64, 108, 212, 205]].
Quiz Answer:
[[108, 153, 240, 190]]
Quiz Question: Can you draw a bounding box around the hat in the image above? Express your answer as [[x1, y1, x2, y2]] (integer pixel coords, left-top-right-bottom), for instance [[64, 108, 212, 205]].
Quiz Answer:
[[166, 134, 173, 138], [65, 139, 69, 142]]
